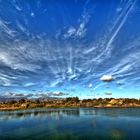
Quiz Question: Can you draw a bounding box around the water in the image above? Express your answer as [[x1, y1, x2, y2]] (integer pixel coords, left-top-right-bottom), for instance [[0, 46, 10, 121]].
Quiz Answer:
[[0, 108, 140, 140]]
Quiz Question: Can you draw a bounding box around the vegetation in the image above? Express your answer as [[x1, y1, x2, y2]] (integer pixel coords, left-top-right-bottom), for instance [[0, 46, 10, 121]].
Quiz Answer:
[[1, 97, 140, 110]]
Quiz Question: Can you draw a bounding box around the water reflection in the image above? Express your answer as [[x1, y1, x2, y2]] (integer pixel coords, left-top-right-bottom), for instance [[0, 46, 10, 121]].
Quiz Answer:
[[0, 108, 140, 140], [0, 108, 80, 120], [1, 108, 140, 120]]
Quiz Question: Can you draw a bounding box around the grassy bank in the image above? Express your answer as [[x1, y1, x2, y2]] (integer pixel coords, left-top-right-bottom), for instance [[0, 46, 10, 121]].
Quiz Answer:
[[1, 97, 140, 110]]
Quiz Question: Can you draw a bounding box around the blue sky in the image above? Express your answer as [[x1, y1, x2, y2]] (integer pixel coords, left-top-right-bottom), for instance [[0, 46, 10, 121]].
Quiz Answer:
[[0, 0, 140, 99]]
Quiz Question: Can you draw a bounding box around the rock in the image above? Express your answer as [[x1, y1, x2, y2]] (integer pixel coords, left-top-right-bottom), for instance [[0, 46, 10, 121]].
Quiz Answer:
[[21, 103, 29, 108], [109, 99, 118, 105]]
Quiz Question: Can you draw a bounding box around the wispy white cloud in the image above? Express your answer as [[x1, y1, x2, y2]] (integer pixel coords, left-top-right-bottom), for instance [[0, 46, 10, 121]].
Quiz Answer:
[[63, 27, 76, 38], [88, 83, 92, 88], [0, 50, 41, 72], [24, 82, 36, 87], [31, 12, 35, 17], [83, 0, 137, 65], [0, 76, 11, 86], [63, 11, 90, 39], [0, 92, 34, 99], [104, 92, 112, 95], [0, 18, 16, 37], [0, 0, 139, 97], [48, 91, 68, 97]]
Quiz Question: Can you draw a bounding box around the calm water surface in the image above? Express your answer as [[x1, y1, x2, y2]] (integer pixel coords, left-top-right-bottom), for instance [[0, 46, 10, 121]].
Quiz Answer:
[[0, 108, 140, 140]]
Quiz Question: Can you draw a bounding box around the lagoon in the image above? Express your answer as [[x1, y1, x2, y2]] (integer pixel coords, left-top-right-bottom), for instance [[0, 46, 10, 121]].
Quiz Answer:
[[0, 108, 140, 140]]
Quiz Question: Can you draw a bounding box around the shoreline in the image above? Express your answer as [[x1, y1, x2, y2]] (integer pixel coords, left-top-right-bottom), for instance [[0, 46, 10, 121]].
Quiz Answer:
[[1, 97, 140, 111], [1, 106, 140, 111]]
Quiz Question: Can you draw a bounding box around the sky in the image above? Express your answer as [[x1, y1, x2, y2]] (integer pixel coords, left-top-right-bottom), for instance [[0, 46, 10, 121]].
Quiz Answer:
[[0, 0, 140, 99]]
